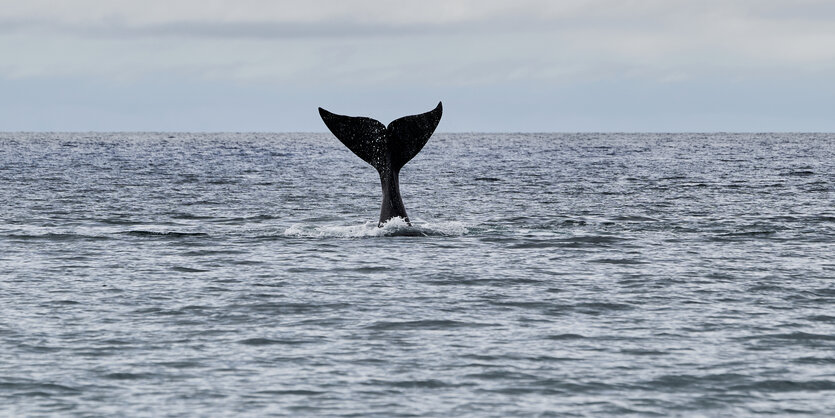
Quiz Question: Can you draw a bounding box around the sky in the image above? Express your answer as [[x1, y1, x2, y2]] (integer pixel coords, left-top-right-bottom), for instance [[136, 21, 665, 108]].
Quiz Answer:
[[1, 0, 835, 132]]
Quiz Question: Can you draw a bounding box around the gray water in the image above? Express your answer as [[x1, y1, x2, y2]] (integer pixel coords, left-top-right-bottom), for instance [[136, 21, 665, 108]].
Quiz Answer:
[[1, 132, 834, 416]]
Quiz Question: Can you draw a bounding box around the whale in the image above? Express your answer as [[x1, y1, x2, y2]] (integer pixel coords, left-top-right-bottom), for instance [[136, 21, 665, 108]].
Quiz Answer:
[[319, 102, 443, 227]]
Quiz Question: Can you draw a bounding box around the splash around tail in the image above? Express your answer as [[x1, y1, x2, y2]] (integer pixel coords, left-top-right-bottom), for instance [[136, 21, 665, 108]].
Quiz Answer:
[[283, 217, 467, 238]]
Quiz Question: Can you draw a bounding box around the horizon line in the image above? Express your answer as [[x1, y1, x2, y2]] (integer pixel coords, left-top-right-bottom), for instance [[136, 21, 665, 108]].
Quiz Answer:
[[2, 131, 834, 135]]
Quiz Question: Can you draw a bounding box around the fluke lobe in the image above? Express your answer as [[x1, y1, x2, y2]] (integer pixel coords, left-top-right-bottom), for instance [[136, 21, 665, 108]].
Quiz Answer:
[[319, 102, 442, 227]]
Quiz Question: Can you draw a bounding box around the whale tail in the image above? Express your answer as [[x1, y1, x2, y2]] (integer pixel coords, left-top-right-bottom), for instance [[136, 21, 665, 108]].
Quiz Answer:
[[318, 102, 443, 226]]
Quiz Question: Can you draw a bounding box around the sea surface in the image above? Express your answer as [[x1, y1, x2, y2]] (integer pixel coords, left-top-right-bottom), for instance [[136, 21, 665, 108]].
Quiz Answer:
[[1, 132, 834, 416]]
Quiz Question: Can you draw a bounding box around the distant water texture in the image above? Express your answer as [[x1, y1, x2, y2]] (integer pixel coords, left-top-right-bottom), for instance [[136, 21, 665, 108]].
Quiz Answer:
[[1, 133, 834, 416]]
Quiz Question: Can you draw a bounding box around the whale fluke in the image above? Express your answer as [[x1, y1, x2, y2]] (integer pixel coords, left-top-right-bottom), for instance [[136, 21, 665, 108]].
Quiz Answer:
[[318, 102, 443, 226]]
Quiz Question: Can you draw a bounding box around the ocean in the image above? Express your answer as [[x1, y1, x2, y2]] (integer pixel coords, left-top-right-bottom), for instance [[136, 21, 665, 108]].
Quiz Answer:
[[1, 132, 833, 416]]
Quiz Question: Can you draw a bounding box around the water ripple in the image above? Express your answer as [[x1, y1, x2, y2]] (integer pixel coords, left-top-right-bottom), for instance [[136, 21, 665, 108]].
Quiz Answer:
[[2, 133, 834, 416]]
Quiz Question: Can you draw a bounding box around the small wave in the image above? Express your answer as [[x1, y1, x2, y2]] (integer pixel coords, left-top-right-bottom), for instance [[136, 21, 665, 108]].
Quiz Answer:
[[620, 348, 669, 355], [102, 372, 154, 380], [255, 389, 324, 396], [171, 266, 209, 273], [0, 381, 80, 393], [573, 302, 635, 312], [238, 338, 313, 346], [50, 299, 81, 305], [590, 258, 647, 265], [98, 218, 142, 225], [283, 218, 467, 238], [124, 230, 208, 237], [783, 170, 815, 176], [611, 215, 658, 222], [169, 212, 215, 220], [364, 319, 495, 330], [645, 373, 746, 390], [546, 333, 586, 340], [729, 379, 835, 392], [751, 332, 835, 342], [711, 230, 778, 241], [509, 235, 627, 248], [364, 379, 462, 389], [794, 357, 835, 365], [6, 232, 110, 241], [806, 314, 835, 323], [210, 214, 276, 224]]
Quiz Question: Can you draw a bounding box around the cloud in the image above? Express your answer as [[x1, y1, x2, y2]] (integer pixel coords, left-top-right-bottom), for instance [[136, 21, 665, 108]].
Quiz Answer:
[[1, 0, 834, 86], [2, 0, 834, 30]]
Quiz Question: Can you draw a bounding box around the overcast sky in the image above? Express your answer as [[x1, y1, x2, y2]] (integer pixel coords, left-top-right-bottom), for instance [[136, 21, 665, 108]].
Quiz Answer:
[[2, 0, 835, 131]]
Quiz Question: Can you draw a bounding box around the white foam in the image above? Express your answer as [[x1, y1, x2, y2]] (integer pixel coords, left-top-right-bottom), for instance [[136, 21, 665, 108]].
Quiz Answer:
[[283, 217, 468, 238]]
